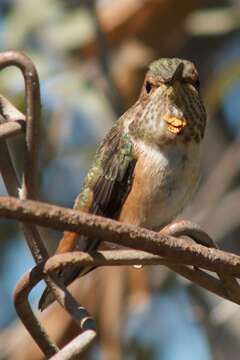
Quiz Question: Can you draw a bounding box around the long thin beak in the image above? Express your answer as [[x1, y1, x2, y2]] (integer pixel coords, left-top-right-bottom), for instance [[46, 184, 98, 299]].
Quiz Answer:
[[168, 63, 184, 85]]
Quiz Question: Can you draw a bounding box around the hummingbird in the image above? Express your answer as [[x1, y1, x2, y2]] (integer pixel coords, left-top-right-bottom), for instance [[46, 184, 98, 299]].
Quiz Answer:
[[39, 58, 206, 310]]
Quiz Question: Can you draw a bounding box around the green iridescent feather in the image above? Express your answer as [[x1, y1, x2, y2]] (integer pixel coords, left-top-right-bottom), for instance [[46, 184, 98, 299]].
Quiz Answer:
[[74, 119, 136, 218]]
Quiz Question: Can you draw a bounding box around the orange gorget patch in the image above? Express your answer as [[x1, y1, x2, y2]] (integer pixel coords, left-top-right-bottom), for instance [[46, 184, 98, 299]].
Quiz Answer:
[[163, 116, 187, 134]]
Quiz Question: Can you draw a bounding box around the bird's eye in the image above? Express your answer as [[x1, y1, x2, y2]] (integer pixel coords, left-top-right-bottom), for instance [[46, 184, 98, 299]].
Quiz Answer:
[[145, 81, 153, 93]]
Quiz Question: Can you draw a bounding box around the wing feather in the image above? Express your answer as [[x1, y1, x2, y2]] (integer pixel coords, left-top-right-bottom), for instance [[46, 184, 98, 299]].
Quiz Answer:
[[39, 120, 136, 310]]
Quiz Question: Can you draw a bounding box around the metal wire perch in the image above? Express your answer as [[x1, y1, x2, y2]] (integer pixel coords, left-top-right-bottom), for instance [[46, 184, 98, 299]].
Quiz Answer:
[[1, 50, 240, 359]]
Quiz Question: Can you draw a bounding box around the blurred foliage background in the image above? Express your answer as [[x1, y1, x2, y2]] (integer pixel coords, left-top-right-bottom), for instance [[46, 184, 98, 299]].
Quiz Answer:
[[1, 0, 240, 359]]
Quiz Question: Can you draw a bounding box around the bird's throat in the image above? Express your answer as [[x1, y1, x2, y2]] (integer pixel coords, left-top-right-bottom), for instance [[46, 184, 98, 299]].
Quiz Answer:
[[162, 116, 187, 134]]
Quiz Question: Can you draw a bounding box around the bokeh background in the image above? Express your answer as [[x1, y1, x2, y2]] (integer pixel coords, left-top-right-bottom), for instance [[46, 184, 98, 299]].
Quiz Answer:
[[1, 0, 240, 359]]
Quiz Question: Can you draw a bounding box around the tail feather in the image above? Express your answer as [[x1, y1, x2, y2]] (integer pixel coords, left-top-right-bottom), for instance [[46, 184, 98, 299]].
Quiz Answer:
[[38, 270, 76, 311], [38, 232, 100, 311], [38, 265, 96, 311], [38, 287, 55, 311]]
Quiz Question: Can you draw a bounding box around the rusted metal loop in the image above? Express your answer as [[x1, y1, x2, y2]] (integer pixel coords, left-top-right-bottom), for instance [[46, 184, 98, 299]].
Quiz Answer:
[[0, 51, 76, 322], [13, 264, 59, 357], [2, 196, 240, 277], [161, 220, 240, 304], [0, 51, 95, 358], [0, 51, 48, 260], [14, 260, 96, 359], [0, 50, 41, 199], [50, 330, 96, 360], [12, 239, 240, 357], [44, 250, 240, 305], [161, 220, 216, 248]]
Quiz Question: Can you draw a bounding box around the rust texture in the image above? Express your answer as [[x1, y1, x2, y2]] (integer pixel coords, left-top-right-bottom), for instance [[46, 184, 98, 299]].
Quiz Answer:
[[1, 50, 240, 360], [0, 51, 97, 359], [1, 196, 240, 277]]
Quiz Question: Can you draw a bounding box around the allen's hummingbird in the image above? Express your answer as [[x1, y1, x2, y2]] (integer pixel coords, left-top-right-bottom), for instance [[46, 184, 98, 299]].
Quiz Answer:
[[39, 58, 206, 310]]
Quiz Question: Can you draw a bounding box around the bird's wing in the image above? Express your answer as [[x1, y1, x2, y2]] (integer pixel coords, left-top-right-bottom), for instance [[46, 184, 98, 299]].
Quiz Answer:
[[39, 121, 136, 310], [77, 121, 136, 218]]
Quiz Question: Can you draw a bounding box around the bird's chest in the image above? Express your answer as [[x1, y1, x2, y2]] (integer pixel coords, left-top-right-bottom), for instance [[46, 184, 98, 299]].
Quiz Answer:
[[119, 142, 200, 229], [143, 151, 199, 226]]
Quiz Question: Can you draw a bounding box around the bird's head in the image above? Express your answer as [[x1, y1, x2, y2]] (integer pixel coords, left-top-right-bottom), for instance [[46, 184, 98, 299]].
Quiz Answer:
[[129, 58, 206, 146]]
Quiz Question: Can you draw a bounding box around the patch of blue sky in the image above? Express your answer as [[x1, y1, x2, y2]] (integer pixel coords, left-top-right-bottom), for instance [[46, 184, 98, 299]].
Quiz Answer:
[[214, 33, 240, 73], [42, 153, 87, 206], [221, 81, 240, 136], [125, 286, 211, 360], [41, 76, 107, 152], [0, 20, 7, 50], [0, 234, 44, 327], [212, 32, 240, 136]]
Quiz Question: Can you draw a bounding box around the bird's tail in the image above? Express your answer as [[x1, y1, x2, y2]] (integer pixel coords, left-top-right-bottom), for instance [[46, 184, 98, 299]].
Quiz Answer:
[[38, 231, 99, 311], [38, 286, 56, 311], [38, 264, 83, 311]]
